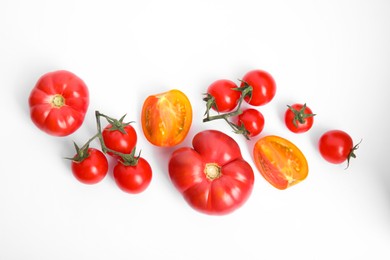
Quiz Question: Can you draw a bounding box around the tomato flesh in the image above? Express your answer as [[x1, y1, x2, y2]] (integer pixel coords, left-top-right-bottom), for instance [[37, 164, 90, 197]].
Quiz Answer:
[[253, 135, 308, 190], [141, 89, 192, 147]]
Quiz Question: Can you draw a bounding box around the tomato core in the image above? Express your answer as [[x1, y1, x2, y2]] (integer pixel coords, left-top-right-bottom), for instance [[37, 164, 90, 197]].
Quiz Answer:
[[204, 163, 221, 180], [51, 94, 65, 108]]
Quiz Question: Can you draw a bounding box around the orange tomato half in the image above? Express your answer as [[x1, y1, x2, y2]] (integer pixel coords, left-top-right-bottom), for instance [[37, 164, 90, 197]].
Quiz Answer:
[[253, 135, 308, 190], [141, 89, 192, 147]]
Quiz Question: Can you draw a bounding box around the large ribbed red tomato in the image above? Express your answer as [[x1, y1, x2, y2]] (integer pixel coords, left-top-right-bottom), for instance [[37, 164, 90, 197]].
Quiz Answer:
[[168, 130, 254, 215], [28, 70, 89, 136]]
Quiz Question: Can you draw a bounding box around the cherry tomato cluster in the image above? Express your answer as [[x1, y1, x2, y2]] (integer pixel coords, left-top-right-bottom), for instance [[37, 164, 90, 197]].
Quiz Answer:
[[203, 69, 276, 139], [70, 111, 152, 194], [28, 70, 152, 194]]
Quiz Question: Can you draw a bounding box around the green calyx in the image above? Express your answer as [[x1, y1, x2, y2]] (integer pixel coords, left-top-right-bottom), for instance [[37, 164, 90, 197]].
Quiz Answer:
[[287, 103, 316, 128], [346, 139, 362, 169]]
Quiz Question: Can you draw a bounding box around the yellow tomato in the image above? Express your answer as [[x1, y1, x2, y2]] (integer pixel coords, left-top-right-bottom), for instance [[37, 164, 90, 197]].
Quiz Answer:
[[141, 89, 192, 147], [253, 135, 308, 189]]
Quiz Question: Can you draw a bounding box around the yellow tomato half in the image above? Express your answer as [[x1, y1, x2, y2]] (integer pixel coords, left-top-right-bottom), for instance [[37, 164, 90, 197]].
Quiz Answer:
[[141, 89, 192, 147], [253, 135, 308, 190]]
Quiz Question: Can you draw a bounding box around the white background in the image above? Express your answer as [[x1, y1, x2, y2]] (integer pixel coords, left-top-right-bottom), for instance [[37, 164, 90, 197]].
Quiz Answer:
[[1, 0, 389, 259]]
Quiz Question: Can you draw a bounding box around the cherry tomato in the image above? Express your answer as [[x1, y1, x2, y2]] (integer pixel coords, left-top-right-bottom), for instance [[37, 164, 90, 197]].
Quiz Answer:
[[168, 130, 254, 215], [237, 108, 265, 137], [28, 70, 89, 136], [253, 135, 308, 190], [285, 103, 315, 133], [240, 69, 276, 106], [206, 79, 240, 112], [318, 130, 360, 166], [113, 158, 152, 194], [71, 148, 108, 185], [102, 124, 137, 156], [141, 89, 192, 147]]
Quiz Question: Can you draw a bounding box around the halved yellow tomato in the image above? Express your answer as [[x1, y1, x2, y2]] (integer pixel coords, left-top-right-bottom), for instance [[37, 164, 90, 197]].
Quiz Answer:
[[253, 135, 308, 190], [141, 89, 192, 147]]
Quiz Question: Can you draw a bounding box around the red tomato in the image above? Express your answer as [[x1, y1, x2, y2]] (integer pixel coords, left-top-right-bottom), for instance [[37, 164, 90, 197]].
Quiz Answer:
[[28, 70, 89, 136], [102, 124, 137, 156], [240, 69, 276, 106], [71, 148, 108, 185], [168, 130, 254, 215], [206, 79, 241, 112], [285, 103, 315, 133], [237, 108, 265, 137], [253, 135, 308, 190], [318, 130, 360, 166], [113, 158, 152, 194]]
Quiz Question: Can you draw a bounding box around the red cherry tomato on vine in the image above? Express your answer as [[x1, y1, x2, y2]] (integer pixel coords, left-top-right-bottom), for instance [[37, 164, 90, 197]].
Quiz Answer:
[[102, 124, 137, 156], [240, 69, 276, 106], [28, 70, 89, 136], [168, 130, 254, 215], [71, 148, 108, 185], [113, 158, 152, 194], [206, 79, 241, 112], [318, 130, 360, 167], [285, 103, 316, 133], [237, 108, 265, 137]]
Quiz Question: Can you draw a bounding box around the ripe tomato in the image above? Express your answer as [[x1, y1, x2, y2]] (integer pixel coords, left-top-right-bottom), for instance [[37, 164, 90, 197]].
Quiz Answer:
[[71, 148, 108, 185], [102, 124, 137, 156], [237, 108, 265, 137], [285, 103, 315, 133], [240, 69, 276, 106], [253, 135, 308, 190], [28, 70, 89, 136], [113, 158, 152, 194], [141, 89, 192, 147], [318, 130, 360, 166], [168, 130, 254, 215], [206, 79, 240, 112]]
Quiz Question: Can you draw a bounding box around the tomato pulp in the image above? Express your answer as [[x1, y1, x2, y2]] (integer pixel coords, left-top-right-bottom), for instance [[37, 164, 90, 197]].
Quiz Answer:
[[253, 135, 308, 190], [141, 89, 192, 147]]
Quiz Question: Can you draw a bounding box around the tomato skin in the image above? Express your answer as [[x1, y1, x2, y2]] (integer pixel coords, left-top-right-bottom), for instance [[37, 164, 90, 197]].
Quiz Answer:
[[253, 135, 308, 190], [141, 89, 192, 147], [318, 130, 353, 164], [240, 70, 276, 106], [168, 130, 254, 215], [71, 148, 108, 185], [28, 70, 89, 136], [237, 108, 265, 137], [285, 104, 315, 133], [102, 124, 137, 156], [207, 79, 240, 112], [113, 158, 152, 194]]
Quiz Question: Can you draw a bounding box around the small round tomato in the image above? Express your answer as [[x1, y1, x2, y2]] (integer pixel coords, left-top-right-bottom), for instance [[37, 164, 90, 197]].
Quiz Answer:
[[169, 130, 254, 215], [285, 103, 315, 133], [206, 79, 240, 112], [240, 69, 276, 106], [71, 148, 108, 185], [102, 124, 137, 156], [113, 158, 152, 194], [253, 135, 308, 190], [141, 89, 192, 147], [237, 108, 265, 137], [28, 70, 89, 136], [318, 130, 360, 166]]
